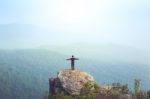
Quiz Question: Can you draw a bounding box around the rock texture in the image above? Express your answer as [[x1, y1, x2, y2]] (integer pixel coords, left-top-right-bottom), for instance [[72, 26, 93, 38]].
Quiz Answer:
[[49, 69, 95, 95]]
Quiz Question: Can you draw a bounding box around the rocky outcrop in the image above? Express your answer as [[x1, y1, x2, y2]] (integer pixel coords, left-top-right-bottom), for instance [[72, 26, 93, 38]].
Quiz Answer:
[[49, 69, 95, 95], [49, 69, 133, 99]]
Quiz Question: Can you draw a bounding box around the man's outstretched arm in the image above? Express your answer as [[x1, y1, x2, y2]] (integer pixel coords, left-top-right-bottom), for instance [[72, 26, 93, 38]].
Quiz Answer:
[[74, 58, 79, 60], [66, 58, 71, 60]]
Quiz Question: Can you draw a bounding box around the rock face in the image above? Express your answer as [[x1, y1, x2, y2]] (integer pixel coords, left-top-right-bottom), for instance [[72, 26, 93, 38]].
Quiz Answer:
[[49, 69, 95, 95]]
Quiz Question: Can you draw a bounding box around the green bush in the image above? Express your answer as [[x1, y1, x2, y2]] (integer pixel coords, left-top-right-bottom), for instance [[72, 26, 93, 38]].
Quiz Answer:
[[147, 90, 150, 99], [48, 82, 100, 99]]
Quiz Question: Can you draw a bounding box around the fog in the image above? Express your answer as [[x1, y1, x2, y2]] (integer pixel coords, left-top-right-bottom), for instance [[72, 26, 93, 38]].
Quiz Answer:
[[0, 0, 150, 51]]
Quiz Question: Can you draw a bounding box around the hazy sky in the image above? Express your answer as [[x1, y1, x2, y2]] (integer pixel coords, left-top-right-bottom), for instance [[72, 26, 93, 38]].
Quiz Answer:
[[0, 0, 150, 49]]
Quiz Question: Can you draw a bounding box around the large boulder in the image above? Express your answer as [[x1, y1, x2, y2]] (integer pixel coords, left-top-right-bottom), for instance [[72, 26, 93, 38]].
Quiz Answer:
[[57, 69, 95, 95]]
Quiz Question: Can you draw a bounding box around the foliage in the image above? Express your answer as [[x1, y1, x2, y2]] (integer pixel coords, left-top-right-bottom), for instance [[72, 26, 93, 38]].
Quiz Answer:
[[48, 92, 75, 99], [110, 83, 129, 95], [48, 82, 100, 99], [80, 82, 100, 99], [134, 79, 141, 99], [147, 90, 150, 99], [0, 49, 66, 99]]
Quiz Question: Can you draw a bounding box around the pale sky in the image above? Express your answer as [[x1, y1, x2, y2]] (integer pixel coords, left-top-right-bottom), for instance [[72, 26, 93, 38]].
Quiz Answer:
[[0, 0, 150, 50]]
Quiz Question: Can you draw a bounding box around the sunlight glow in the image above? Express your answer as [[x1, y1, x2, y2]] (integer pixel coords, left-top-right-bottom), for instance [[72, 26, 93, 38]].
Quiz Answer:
[[37, 0, 103, 25]]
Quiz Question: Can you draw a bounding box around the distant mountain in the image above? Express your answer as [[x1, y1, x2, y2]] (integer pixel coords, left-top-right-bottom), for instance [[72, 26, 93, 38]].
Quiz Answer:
[[0, 49, 150, 99], [41, 43, 150, 65], [0, 24, 39, 39], [0, 24, 47, 49]]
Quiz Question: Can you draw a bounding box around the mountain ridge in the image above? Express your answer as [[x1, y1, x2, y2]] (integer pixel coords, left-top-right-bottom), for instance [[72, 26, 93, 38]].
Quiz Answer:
[[0, 49, 149, 99]]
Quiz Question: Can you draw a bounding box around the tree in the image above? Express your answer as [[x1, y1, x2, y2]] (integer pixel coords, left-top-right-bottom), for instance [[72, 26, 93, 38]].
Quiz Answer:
[[147, 90, 150, 99], [80, 82, 100, 99], [121, 84, 129, 94], [134, 79, 141, 99]]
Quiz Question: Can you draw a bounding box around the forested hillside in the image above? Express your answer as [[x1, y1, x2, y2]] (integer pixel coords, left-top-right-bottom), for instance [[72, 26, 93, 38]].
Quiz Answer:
[[0, 49, 150, 99], [0, 50, 67, 99]]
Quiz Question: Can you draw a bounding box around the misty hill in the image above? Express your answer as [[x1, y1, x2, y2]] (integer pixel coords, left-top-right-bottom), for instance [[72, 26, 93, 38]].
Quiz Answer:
[[0, 24, 46, 49], [0, 49, 67, 99], [42, 43, 150, 65], [45, 44, 150, 89], [0, 23, 68, 49], [0, 48, 150, 99]]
